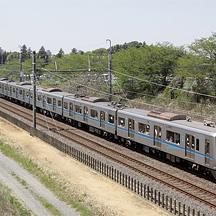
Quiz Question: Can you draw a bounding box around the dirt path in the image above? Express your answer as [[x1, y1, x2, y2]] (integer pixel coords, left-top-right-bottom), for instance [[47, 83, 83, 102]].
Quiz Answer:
[[0, 151, 79, 216], [0, 117, 170, 216]]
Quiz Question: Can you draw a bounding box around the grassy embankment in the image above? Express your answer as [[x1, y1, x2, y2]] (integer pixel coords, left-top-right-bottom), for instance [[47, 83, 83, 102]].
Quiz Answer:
[[0, 141, 95, 216]]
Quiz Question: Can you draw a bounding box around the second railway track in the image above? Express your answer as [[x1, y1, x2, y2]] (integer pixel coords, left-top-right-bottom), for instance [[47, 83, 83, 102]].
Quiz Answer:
[[0, 98, 216, 211]]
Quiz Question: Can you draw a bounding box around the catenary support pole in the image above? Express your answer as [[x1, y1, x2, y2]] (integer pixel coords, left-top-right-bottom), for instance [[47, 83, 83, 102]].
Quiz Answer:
[[19, 53, 23, 82], [32, 51, 36, 128], [106, 39, 112, 102]]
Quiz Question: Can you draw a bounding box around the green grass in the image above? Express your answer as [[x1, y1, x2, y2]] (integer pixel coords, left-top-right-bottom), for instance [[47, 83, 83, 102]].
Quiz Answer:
[[0, 183, 32, 216], [0, 141, 94, 216], [11, 172, 28, 187], [36, 195, 62, 216], [11, 171, 64, 216]]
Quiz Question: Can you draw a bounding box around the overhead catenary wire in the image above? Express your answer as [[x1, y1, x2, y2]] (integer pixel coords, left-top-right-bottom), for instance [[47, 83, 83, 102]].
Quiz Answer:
[[105, 67, 216, 100], [125, 89, 216, 108], [111, 61, 216, 69]]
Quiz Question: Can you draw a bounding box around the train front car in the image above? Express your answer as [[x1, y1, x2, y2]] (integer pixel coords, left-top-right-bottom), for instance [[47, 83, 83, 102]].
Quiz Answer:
[[116, 106, 216, 179]]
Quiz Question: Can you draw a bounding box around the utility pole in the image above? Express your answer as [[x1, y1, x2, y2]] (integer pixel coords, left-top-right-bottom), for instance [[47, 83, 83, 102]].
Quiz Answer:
[[32, 51, 36, 128], [19, 45, 23, 82], [106, 39, 112, 102], [19, 53, 23, 82]]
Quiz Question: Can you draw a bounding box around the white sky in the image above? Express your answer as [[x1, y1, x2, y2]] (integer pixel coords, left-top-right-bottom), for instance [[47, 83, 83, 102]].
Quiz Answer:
[[1, 0, 215, 54]]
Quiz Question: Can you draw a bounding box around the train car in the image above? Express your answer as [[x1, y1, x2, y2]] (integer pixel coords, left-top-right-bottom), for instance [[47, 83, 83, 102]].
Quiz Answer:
[[64, 96, 117, 136], [117, 107, 216, 179], [0, 79, 32, 106], [13, 82, 32, 105], [36, 88, 68, 117]]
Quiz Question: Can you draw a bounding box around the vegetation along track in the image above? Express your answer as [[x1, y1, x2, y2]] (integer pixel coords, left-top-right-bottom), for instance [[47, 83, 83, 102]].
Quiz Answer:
[[0, 98, 216, 210]]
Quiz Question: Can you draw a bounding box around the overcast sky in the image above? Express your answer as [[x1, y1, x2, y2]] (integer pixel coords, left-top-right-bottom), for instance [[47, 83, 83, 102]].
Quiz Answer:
[[1, 0, 215, 54]]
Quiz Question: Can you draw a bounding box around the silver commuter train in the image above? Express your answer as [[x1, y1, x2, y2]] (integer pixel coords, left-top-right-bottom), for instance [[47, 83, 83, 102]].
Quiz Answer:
[[0, 78, 216, 179]]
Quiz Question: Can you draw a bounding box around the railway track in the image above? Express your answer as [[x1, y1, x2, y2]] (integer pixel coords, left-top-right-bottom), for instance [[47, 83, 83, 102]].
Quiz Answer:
[[0, 98, 216, 210]]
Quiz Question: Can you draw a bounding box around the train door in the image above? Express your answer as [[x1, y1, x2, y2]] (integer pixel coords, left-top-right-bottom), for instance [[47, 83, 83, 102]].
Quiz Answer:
[[53, 98, 56, 111], [205, 139, 210, 165], [5, 84, 8, 96], [128, 118, 135, 138], [16, 88, 18, 98], [185, 134, 195, 160], [23, 90, 25, 100], [100, 111, 105, 128], [9, 86, 12, 96], [42, 95, 45, 108], [154, 125, 161, 148], [69, 102, 73, 117], [83, 106, 88, 123]]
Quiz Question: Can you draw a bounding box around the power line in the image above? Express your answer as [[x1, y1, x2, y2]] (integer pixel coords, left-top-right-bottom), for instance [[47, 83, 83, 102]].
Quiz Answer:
[[107, 67, 216, 99], [112, 61, 216, 69]]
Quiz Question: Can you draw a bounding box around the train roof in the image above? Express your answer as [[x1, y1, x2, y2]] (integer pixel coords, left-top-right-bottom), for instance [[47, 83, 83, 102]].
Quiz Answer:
[[16, 82, 32, 86], [42, 87, 62, 93], [0, 78, 8, 81], [81, 96, 108, 103]]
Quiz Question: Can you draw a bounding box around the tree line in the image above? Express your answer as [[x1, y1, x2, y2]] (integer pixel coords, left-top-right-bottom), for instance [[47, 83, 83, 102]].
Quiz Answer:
[[1, 32, 216, 105]]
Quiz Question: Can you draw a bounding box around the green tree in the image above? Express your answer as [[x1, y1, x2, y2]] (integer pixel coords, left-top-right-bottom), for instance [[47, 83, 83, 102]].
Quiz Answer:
[[173, 33, 216, 100], [71, 48, 77, 54], [20, 44, 28, 62], [38, 46, 47, 59], [188, 32, 216, 63], [112, 43, 184, 98], [56, 48, 64, 58]]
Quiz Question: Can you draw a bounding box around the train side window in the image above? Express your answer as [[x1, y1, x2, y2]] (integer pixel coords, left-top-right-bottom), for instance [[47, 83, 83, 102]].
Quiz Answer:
[[100, 111, 105, 121], [108, 114, 114, 124], [166, 130, 180, 144], [19, 89, 22, 95], [69, 103, 73, 111], [84, 106, 88, 115], [128, 119, 134, 131], [138, 123, 150, 135], [69, 103, 73, 116], [75, 105, 82, 114], [118, 117, 125, 127], [13, 88, 15, 93], [90, 109, 98, 118], [191, 136, 195, 149], [64, 102, 68, 110], [58, 100, 62, 107], [196, 139, 199, 151], [26, 92, 29, 97], [47, 97, 52, 104], [37, 95, 42, 101], [206, 140, 210, 154]]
